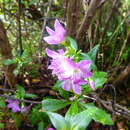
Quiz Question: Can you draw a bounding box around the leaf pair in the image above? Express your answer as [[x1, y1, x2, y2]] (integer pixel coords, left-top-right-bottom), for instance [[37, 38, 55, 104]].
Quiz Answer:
[[42, 99, 113, 130]]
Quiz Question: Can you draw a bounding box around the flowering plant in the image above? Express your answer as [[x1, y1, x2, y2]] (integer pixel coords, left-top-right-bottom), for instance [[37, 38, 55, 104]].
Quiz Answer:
[[42, 19, 114, 130]]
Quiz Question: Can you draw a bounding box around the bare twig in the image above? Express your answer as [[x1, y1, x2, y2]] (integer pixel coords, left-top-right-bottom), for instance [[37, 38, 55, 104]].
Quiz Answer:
[[39, 0, 52, 55], [0, 88, 15, 93], [83, 84, 130, 119], [83, 93, 130, 119], [0, 94, 41, 104]]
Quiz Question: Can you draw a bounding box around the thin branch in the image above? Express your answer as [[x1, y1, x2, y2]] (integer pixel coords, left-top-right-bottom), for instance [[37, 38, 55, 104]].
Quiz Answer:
[[0, 94, 41, 104], [39, 0, 52, 55], [83, 93, 130, 119], [0, 88, 15, 93]]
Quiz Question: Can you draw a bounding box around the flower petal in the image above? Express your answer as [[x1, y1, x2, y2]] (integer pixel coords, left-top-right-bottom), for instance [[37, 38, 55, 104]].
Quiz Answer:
[[54, 19, 66, 35], [48, 128, 54, 130], [6, 99, 13, 103], [46, 48, 58, 58], [7, 100, 21, 112], [84, 71, 92, 78], [57, 49, 65, 55], [62, 80, 72, 91], [72, 84, 81, 95], [43, 36, 60, 44], [78, 60, 92, 71], [12, 105, 21, 112], [46, 26, 55, 35]]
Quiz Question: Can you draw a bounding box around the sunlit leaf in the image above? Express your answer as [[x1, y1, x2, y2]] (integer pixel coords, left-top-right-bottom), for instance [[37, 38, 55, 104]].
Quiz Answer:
[[66, 36, 78, 51], [47, 112, 69, 130], [65, 101, 78, 122], [80, 103, 114, 125], [42, 99, 70, 112]]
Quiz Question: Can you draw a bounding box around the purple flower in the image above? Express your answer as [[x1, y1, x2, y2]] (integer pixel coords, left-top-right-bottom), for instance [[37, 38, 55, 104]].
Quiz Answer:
[[61, 60, 92, 94], [46, 48, 71, 80], [46, 48, 92, 94], [7, 99, 21, 112], [43, 19, 66, 44], [62, 79, 83, 95]]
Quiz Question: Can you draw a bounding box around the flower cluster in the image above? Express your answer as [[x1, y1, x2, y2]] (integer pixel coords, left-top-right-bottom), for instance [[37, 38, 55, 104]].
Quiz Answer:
[[46, 48, 92, 94], [43, 19, 95, 95], [7, 99, 31, 113], [7, 99, 21, 112]]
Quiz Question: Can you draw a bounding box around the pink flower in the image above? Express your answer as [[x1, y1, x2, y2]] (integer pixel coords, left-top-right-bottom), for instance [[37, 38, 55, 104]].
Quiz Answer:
[[7, 99, 31, 113], [89, 80, 96, 90], [47, 128, 54, 130], [43, 19, 66, 44], [7, 99, 21, 112], [46, 48, 92, 95]]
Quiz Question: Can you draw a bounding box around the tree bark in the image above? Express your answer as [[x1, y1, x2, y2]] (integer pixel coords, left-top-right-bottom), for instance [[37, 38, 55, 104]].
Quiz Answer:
[[76, 0, 101, 44], [66, 0, 82, 38], [0, 19, 16, 87]]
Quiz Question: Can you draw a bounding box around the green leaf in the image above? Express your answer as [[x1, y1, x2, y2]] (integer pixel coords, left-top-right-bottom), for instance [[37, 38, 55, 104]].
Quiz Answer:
[[88, 108, 113, 125], [42, 99, 70, 112], [83, 84, 91, 93], [11, 113, 22, 127], [29, 0, 38, 5], [25, 93, 38, 99], [16, 85, 25, 99], [65, 102, 78, 122], [0, 100, 6, 108], [38, 121, 45, 130], [29, 107, 48, 125], [47, 112, 69, 130], [66, 36, 78, 51], [92, 71, 107, 89], [83, 71, 107, 91], [71, 110, 92, 130], [80, 103, 114, 125], [93, 71, 107, 77], [88, 44, 100, 62], [80, 103, 95, 109], [0, 123, 4, 129], [3, 59, 16, 65]]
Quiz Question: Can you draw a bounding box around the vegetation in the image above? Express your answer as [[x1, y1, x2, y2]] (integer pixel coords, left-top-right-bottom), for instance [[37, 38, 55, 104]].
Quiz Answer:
[[0, 0, 130, 129]]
